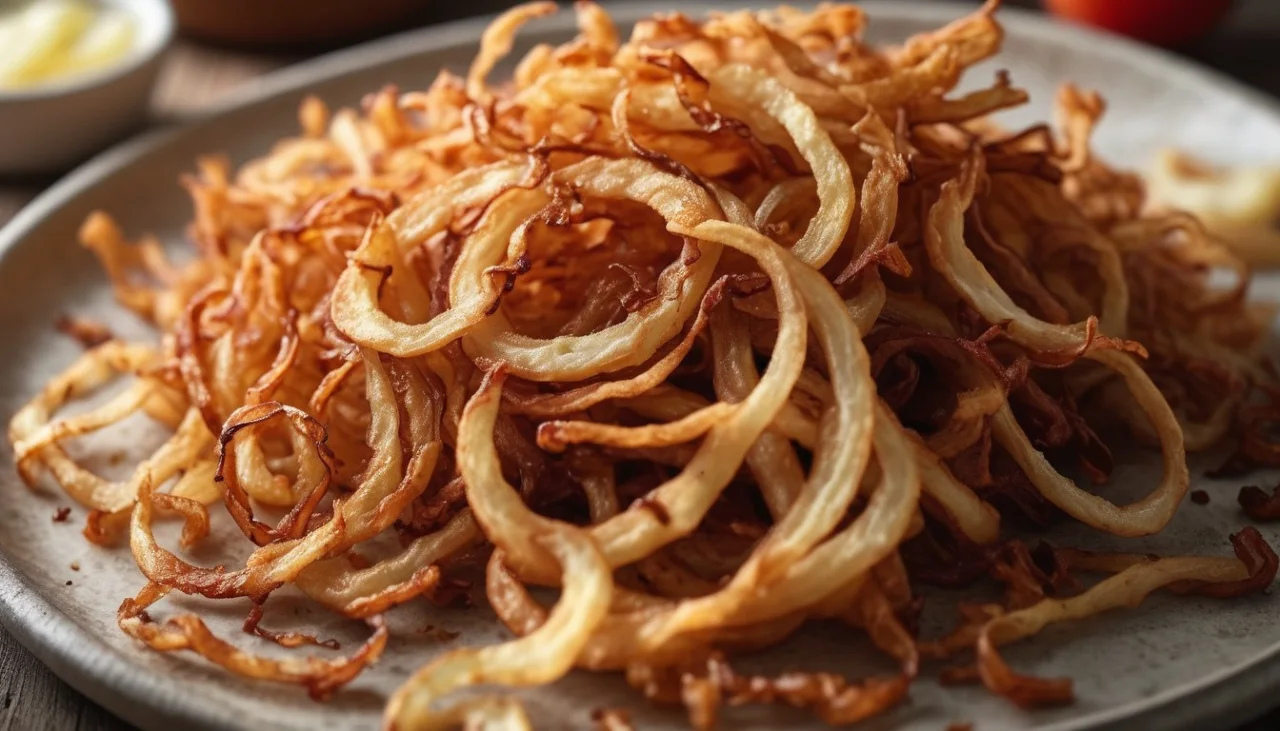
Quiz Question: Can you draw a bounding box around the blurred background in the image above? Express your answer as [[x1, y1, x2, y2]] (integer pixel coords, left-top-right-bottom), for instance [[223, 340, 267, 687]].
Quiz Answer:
[[148, 0, 1275, 118], [0, 0, 1274, 184], [3, 0, 1280, 729], [1, 0, 1273, 212], [0, 0, 1274, 180]]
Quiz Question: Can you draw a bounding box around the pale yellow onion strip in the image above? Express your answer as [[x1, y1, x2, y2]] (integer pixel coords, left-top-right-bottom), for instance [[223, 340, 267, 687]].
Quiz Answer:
[[386, 159, 537, 252], [515, 67, 622, 109], [583, 481, 619, 524], [130, 349, 415, 598], [502, 277, 724, 419], [724, 346, 836, 445], [338, 347, 405, 537], [111, 408, 213, 514], [8, 343, 216, 514], [992, 348, 1188, 537], [891, 0, 1001, 68], [10, 341, 158, 478], [484, 549, 707, 672], [13, 380, 157, 464], [979, 553, 1251, 696], [230, 426, 305, 508], [715, 184, 824, 466], [645, 332, 885, 645], [397, 360, 444, 452], [67, 407, 212, 516], [130, 474, 340, 600], [620, 386, 818, 450], [205, 333, 280, 465], [574, 0, 618, 52], [924, 157, 1094, 352], [329, 110, 379, 178], [915, 200, 1187, 535], [331, 187, 548, 357], [761, 4, 869, 50], [841, 46, 961, 110], [457, 193, 809, 582], [513, 69, 699, 132], [623, 214, 878, 648], [1094, 377, 1238, 452], [398, 698, 532, 731], [770, 403, 821, 449], [169, 459, 220, 506], [856, 297, 1013, 545], [623, 411, 874, 649], [537, 402, 738, 453], [238, 138, 332, 185], [615, 403, 914, 653], [77, 212, 165, 317], [846, 276, 887, 337], [926, 386, 1007, 458], [609, 586, 676, 614], [710, 305, 805, 519], [631, 54, 790, 153], [913, 437, 1000, 545], [691, 17, 861, 124], [695, 212, 874, 576], [575, 216, 807, 571], [743, 17, 855, 91], [386, 217, 436, 323], [617, 385, 712, 418], [458, 374, 597, 565], [383, 371, 613, 731], [839, 113, 908, 272], [906, 71, 1028, 123], [307, 354, 445, 559], [425, 350, 468, 446], [240, 322, 300, 409], [142, 384, 188, 430], [653, 616, 812, 667], [726, 405, 921, 626], [754, 177, 815, 233], [513, 41, 554, 92], [997, 182, 1129, 337], [721, 179, 860, 522], [708, 63, 854, 268], [462, 158, 724, 381], [466, 2, 558, 102], [297, 511, 481, 615]]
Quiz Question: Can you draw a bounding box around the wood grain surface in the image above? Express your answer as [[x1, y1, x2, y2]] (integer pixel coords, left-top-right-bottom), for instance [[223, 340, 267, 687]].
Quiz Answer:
[[4, 1, 1280, 729], [0, 630, 130, 731]]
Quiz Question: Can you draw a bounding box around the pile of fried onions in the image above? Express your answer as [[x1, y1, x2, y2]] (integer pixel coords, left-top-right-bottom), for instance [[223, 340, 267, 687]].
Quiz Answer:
[[10, 2, 1280, 729]]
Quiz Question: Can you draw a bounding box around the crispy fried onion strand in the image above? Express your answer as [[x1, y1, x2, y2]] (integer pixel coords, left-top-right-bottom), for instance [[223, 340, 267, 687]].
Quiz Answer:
[[978, 529, 1277, 707], [386, 368, 612, 730]]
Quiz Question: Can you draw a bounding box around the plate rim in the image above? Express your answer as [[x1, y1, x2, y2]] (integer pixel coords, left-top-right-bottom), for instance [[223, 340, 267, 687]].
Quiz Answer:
[[2, 2, 1280, 730]]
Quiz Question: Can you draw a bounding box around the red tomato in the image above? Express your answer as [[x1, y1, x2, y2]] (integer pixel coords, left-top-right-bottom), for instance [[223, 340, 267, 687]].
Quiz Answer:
[[1043, 0, 1234, 47]]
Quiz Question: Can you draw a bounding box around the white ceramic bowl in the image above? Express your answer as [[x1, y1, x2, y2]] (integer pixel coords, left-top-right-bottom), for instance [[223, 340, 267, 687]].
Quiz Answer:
[[0, 0, 174, 173]]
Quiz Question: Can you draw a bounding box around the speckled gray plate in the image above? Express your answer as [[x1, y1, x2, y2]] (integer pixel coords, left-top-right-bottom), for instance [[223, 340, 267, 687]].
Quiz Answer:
[[4, 3, 1280, 730]]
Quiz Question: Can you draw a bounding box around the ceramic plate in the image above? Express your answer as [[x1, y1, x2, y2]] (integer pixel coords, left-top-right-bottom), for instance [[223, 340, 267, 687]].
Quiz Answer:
[[3, 3, 1280, 730]]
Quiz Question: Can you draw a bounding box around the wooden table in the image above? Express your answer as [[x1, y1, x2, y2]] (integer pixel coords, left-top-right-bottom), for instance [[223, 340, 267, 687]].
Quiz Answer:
[[5, 1, 1280, 729]]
